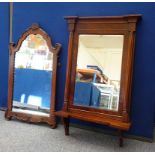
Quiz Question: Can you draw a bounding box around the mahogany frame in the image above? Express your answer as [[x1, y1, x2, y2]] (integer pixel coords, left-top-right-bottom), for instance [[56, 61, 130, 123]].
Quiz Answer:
[[5, 24, 61, 128], [55, 15, 141, 145]]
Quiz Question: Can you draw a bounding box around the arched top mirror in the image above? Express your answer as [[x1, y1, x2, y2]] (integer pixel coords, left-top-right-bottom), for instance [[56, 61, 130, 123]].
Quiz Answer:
[[15, 34, 53, 71], [5, 24, 61, 128]]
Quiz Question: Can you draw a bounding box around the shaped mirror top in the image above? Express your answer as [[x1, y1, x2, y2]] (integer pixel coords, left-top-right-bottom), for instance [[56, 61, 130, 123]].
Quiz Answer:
[[15, 34, 53, 71]]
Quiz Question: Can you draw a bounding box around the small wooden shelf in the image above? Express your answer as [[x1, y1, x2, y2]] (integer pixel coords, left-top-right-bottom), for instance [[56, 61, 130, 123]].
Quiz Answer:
[[55, 111, 131, 131]]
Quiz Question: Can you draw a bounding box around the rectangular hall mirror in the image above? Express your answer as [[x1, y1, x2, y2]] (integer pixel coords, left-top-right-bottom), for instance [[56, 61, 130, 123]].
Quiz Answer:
[[5, 24, 61, 128], [55, 15, 141, 146], [74, 34, 124, 111]]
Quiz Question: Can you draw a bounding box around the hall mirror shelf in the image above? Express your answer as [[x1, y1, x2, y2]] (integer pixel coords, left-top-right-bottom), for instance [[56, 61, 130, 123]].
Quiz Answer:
[[5, 24, 61, 128], [55, 15, 141, 146]]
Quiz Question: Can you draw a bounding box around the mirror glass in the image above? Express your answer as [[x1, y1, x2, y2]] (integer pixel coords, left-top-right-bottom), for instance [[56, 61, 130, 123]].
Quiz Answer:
[[74, 35, 124, 111], [12, 34, 53, 116]]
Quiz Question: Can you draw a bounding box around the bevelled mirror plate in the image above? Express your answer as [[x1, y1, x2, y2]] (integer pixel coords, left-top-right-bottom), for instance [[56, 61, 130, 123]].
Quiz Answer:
[[12, 34, 53, 117], [74, 35, 124, 111]]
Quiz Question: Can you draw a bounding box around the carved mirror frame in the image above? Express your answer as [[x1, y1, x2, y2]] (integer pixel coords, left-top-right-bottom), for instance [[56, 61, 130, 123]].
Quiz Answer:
[[5, 24, 61, 128], [55, 15, 141, 146]]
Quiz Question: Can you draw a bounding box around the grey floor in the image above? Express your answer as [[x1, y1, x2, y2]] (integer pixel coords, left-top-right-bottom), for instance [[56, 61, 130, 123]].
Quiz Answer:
[[0, 111, 155, 152]]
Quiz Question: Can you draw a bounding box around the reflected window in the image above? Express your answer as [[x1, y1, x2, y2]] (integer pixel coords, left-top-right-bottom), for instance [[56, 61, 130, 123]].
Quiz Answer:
[[27, 95, 42, 107]]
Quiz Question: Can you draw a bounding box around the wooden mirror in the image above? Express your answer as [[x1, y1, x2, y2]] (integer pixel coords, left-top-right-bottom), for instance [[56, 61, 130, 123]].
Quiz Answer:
[[5, 24, 61, 128], [55, 15, 141, 146]]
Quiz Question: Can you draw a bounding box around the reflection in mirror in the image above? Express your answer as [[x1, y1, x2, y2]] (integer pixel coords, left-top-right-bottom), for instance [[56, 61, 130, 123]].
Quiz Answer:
[[13, 34, 53, 116], [74, 35, 124, 111]]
